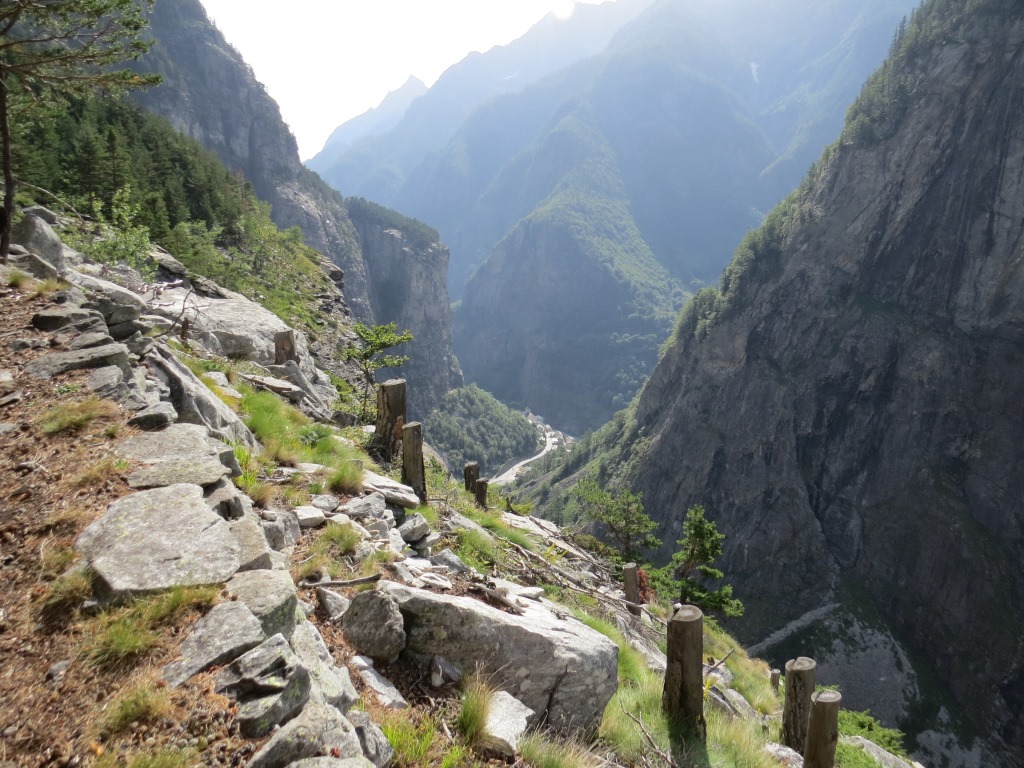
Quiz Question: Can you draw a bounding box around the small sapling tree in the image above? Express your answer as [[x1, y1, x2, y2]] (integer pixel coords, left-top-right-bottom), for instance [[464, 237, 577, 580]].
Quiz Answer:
[[573, 476, 659, 562], [343, 321, 412, 420], [667, 505, 743, 617]]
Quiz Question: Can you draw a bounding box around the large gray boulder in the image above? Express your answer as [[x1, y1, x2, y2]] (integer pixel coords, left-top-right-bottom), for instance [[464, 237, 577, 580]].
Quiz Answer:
[[126, 455, 229, 490], [75, 484, 240, 597], [381, 581, 618, 734], [228, 510, 274, 572], [245, 702, 362, 768], [146, 344, 258, 449], [341, 589, 406, 663], [216, 634, 310, 737], [162, 601, 266, 688], [12, 212, 78, 273], [347, 710, 395, 768], [65, 271, 148, 326]]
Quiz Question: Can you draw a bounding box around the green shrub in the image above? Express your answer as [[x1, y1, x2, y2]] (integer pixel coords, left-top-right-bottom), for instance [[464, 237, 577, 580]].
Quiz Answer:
[[838, 709, 908, 757]]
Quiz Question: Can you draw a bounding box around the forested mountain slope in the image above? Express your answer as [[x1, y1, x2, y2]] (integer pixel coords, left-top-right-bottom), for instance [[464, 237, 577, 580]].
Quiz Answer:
[[526, 0, 1024, 763]]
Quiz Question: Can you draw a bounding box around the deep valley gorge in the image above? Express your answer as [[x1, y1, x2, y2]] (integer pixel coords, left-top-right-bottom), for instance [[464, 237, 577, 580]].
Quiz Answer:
[[0, 1, 1022, 767]]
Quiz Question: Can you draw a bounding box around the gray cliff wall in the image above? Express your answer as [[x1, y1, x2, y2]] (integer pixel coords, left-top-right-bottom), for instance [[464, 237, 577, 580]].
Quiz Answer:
[[608, 2, 1024, 763], [348, 217, 463, 419]]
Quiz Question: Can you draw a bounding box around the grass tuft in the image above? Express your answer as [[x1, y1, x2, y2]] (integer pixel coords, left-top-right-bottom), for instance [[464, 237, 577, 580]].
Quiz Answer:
[[456, 673, 493, 748], [6, 269, 31, 288], [380, 712, 438, 766], [327, 459, 363, 494], [38, 397, 120, 435], [100, 678, 173, 734], [36, 567, 95, 625], [519, 732, 600, 768], [87, 616, 161, 672], [295, 522, 362, 581]]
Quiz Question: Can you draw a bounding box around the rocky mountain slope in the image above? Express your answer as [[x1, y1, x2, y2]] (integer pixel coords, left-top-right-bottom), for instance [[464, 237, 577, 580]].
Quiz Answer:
[[451, 0, 919, 434], [308, 0, 917, 434], [133, 0, 461, 417], [526, 0, 1024, 764]]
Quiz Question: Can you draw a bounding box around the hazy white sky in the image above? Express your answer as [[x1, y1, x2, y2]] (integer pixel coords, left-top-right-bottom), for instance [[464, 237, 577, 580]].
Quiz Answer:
[[198, 1, 610, 160]]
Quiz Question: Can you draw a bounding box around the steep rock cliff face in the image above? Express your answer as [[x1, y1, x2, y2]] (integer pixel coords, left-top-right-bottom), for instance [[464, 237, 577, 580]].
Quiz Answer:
[[347, 210, 463, 419], [589, 1, 1024, 763], [133, 0, 457, 415]]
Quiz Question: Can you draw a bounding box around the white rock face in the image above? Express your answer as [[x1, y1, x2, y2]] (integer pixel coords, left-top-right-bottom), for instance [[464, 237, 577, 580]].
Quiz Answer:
[[381, 581, 618, 734]]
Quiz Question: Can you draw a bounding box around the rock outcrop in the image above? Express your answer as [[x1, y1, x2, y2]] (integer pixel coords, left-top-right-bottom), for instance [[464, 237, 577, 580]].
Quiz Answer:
[[579, 1, 1024, 763]]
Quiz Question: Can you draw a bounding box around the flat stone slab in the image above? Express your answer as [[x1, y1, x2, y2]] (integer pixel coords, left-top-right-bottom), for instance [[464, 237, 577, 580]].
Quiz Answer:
[[243, 374, 304, 402], [76, 484, 240, 597], [25, 342, 131, 380], [162, 601, 266, 687], [311, 494, 340, 512], [127, 455, 229, 490], [227, 569, 298, 639], [116, 422, 239, 474], [361, 472, 419, 509], [358, 666, 408, 709]]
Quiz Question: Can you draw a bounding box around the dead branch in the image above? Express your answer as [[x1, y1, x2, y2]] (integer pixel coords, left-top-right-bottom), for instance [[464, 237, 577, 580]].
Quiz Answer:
[[299, 573, 382, 588], [618, 700, 679, 768]]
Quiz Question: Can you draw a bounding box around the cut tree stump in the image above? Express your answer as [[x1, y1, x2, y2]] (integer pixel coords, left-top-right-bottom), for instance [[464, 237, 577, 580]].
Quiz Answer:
[[662, 604, 706, 742], [804, 690, 841, 768], [475, 478, 489, 508], [782, 657, 817, 752], [464, 461, 480, 493], [402, 421, 426, 503], [371, 378, 406, 461], [623, 563, 641, 617]]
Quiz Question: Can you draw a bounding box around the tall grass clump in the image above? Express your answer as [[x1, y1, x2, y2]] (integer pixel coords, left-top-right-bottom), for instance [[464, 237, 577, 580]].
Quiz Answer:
[[380, 712, 438, 766], [100, 678, 173, 734], [295, 521, 362, 580], [456, 674, 493, 748]]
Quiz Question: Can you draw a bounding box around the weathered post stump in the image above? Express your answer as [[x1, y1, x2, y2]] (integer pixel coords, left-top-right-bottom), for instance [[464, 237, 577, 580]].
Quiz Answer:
[[274, 329, 298, 364], [464, 461, 480, 493], [402, 421, 426, 503], [782, 657, 817, 752], [804, 690, 841, 768], [371, 379, 406, 461], [662, 604, 706, 742], [474, 478, 489, 508], [623, 563, 641, 617], [770, 669, 781, 692]]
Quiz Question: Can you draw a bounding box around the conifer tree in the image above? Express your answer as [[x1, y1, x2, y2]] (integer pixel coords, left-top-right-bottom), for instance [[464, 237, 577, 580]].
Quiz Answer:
[[669, 505, 743, 617], [0, 0, 158, 259]]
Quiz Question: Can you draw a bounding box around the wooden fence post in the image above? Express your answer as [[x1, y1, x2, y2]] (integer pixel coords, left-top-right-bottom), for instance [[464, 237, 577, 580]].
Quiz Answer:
[[770, 669, 781, 692], [371, 378, 406, 461], [623, 563, 641, 617], [662, 605, 706, 742], [402, 421, 426, 503], [474, 478, 489, 508], [781, 657, 817, 752], [274, 329, 298, 364], [804, 690, 841, 768], [464, 461, 480, 493]]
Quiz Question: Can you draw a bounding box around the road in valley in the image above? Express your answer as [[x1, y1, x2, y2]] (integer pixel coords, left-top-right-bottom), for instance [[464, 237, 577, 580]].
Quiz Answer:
[[490, 424, 559, 486]]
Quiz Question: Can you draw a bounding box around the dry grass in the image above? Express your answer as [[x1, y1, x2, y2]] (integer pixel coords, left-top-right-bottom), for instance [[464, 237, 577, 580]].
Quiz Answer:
[[37, 396, 120, 435]]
